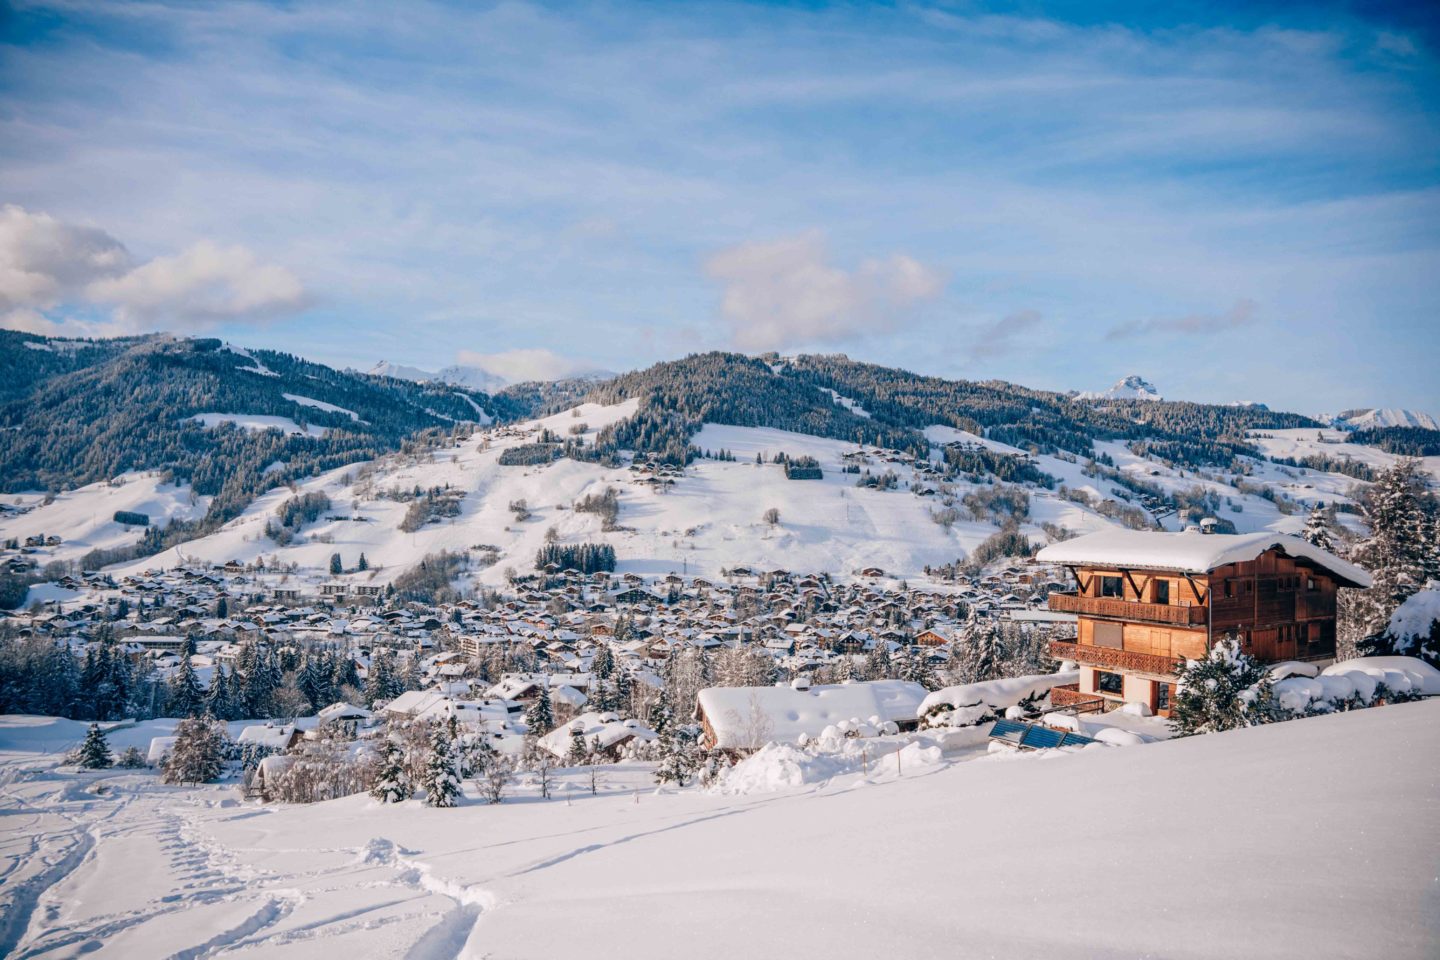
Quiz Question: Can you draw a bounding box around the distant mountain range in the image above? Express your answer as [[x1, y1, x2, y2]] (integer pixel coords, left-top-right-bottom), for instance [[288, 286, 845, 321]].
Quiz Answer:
[[368, 358, 614, 394], [1331, 408, 1440, 432], [1075, 375, 1163, 402]]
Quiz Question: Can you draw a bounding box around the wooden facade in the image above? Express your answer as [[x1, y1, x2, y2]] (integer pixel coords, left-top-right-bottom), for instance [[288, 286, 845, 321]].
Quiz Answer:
[[1048, 545, 1347, 716]]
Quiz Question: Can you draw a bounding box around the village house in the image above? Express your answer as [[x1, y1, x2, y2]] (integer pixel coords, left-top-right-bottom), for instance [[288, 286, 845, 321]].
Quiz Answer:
[[1036, 529, 1370, 717], [695, 678, 928, 752]]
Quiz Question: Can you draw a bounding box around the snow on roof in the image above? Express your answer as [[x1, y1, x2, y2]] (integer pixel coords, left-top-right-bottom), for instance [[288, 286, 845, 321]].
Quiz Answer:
[[317, 701, 373, 722], [697, 679, 926, 750], [538, 712, 657, 758], [919, 670, 1080, 717], [236, 723, 297, 749], [1036, 530, 1371, 587]]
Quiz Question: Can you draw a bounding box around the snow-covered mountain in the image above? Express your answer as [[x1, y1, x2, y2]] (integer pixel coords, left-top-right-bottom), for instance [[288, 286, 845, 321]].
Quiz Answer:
[[1076, 375, 1162, 402], [368, 358, 613, 394], [1331, 407, 1440, 431], [368, 360, 511, 394]]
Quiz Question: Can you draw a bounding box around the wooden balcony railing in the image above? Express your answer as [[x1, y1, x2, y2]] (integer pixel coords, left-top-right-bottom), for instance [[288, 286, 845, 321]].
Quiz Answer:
[[1048, 641, 1183, 677], [1048, 592, 1207, 626], [1047, 683, 1107, 714]]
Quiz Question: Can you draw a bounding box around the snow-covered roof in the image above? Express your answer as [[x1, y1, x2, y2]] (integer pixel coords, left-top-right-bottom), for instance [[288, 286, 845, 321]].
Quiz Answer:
[[317, 701, 373, 723], [1036, 530, 1371, 588], [919, 670, 1080, 718], [538, 712, 657, 758], [236, 723, 297, 749], [697, 679, 926, 750]]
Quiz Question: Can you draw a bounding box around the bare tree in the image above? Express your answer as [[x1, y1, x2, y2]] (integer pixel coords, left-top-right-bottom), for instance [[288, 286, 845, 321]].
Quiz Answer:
[[763, 507, 781, 526]]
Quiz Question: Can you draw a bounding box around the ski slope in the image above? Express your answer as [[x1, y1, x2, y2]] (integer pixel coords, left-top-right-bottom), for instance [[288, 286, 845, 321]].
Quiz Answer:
[[0, 700, 1435, 959]]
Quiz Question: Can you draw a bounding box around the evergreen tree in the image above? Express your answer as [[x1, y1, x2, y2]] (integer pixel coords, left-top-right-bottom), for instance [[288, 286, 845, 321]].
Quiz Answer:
[[370, 736, 411, 803], [365, 652, 397, 707], [76, 723, 113, 769], [956, 613, 1004, 683], [1350, 459, 1436, 637], [525, 684, 555, 734], [654, 726, 699, 786], [1300, 503, 1335, 553], [592, 643, 615, 680], [862, 641, 891, 680], [202, 663, 232, 720], [298, 653, 333, 712], [358, 553, 369, 571], [898, 645, 940, 691], [163, 715, 228, 784], [420, 723, 461, 807], [567, 723, 589, 765], [330, 552, 343, 575], [1170, 637, 1279, 736], [167, 649, 205, 717], [242, 647, 281, 718], [116, 745, 147, 768], [613, 668, 633, 716]]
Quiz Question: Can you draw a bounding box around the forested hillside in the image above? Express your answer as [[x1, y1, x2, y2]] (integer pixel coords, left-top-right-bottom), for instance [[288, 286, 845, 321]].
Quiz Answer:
[[0, 332, 508, 554], [579, 351, 1323, 468]]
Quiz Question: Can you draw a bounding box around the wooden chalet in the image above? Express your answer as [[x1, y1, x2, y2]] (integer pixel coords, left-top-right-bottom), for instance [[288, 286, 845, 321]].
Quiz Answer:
[[1036, 529, 1370, 717]]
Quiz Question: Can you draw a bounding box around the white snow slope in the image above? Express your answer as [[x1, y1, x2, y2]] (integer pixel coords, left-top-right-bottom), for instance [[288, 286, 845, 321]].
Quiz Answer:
[[1, 700, 1435, 959], [0, 472, 209, 567], [9, 398, 1440, 590], [1333, 408, 1440, 431]]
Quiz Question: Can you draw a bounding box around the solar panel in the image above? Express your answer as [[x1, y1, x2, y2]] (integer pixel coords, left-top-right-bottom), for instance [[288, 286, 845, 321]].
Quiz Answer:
[[988, 718, 1032, 745], [1020, 725, 1066, 749], [987, 718, 1098, 750]]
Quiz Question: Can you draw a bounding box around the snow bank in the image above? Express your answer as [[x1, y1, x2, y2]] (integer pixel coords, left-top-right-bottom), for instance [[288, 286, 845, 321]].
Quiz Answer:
[[919, 670, 1079, 726], [1321, 656, 1440, 697], [1273, 656, 1440, 713], [714, 737, 945, 795]]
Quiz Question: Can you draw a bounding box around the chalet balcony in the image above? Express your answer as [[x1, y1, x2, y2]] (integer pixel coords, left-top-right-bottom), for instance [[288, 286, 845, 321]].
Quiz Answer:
[[1046, 683, 1106, 714], [1047, 592, 1207, 626], [1048, 640, 1183, 677]]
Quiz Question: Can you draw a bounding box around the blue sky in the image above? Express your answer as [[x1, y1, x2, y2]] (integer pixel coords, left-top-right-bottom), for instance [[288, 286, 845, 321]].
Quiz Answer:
[[1, 1, 1436, 411]]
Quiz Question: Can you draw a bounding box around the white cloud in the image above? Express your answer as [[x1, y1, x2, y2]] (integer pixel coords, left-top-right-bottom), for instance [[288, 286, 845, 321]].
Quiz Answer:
[[1106, 299, 1257, 340], [453, 347, 609, 384], [704, 231, 946, 352], [0, 205, 309, 335], [0, 204, 131, 315], [86, 240, 309, 330]]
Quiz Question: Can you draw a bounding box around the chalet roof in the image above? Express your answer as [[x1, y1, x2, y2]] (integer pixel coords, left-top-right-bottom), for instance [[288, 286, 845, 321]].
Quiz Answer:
[[697, 679, 926, 749], [1036, 530, 1372, 589]]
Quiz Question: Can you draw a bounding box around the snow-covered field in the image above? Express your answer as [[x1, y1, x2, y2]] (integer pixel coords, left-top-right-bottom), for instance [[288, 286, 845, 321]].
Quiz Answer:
[[0, 472, 210, 568], [1, 701, 1436, 959]]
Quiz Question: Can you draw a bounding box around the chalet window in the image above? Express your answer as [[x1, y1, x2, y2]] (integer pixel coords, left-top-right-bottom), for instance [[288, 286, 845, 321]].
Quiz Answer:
[[1099, 576, 1124, 598], [1223, 579, 1234, 599], [1096, 670, 1124, 695], [1307, 578, 1317, 591], [1156, 682, 1171, 712], [1093, 621, 1123, 649], [1153, 580, 1170, 605]]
